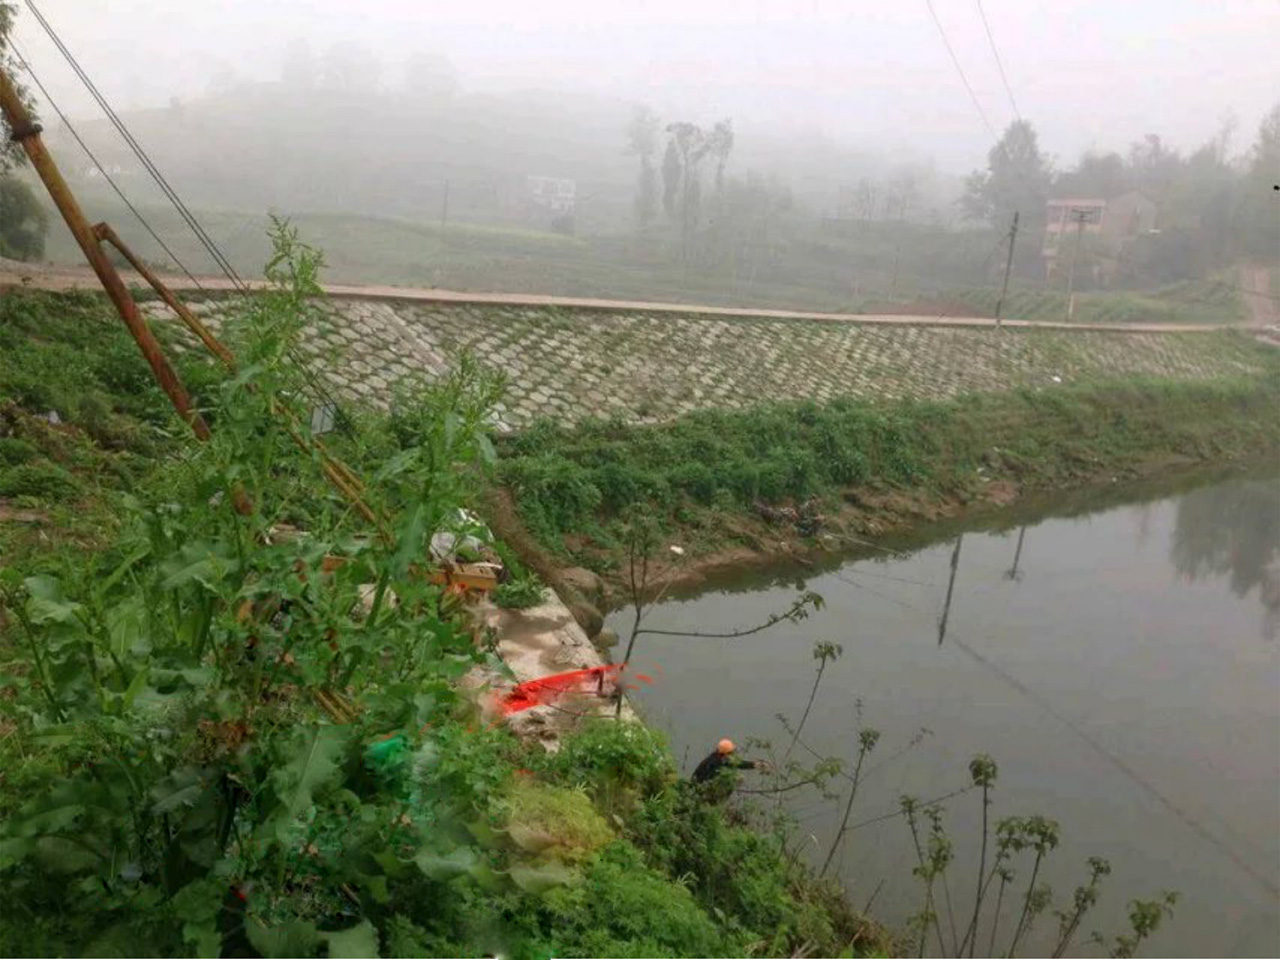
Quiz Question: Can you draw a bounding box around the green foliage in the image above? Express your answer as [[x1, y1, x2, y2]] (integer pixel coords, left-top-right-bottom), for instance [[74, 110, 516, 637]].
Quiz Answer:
[[539, 720, 675, 812], [502, 782, 614, 863], [0, 460, 79, 500], [0, 224, 525, 957], [535, 842, 744, 958], [0, 176, 48, 260], [492, 574, 546, 610], [498, 365, 1280, 561], [0, 289, 220, 443], [0, 435, 38, 465]]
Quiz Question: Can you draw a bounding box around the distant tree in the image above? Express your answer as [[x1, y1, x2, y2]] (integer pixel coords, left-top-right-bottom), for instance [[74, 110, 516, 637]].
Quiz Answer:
[[1125, 133, 1186, 203], [661, 139, 681, 220], [1054, 151, 1130, 199], [707, 118, 734, 193], [886, 168, 919, 221], [961, 119, 1052, 230], [1238, 102, 1280, 258], [628, 105, 660, 229], [0, 176, 49, 261], [0, 0, 46, 262], [0, 0, 33, 176], [665, 121, 713, 261], [702, 171, 796, 281], [403, 51, 458, 99]]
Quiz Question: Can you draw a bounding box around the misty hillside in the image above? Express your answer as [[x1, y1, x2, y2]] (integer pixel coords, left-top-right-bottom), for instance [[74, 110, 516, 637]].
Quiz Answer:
[[46, 76, 955, 234]]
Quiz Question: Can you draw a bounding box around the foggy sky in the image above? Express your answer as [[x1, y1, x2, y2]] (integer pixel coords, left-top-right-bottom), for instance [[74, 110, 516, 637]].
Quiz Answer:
[[10, 0, 1280, 172]]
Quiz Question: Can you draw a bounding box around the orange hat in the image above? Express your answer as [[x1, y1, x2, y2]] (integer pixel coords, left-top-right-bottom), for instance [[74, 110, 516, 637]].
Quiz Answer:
[[717, 739, 735, 754]]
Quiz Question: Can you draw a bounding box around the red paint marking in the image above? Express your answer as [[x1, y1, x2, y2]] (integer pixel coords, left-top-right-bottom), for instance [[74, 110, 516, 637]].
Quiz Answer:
[[496, 664, 625, 716]]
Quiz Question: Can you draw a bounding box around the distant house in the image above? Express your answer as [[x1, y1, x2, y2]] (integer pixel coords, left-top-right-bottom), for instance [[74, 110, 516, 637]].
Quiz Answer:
[[525, 175, 576, 216], [1042, 190, 1158, 286]]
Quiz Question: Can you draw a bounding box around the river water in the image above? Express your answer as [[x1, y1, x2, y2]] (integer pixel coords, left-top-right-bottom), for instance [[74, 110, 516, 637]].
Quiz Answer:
[[608, 470, 1280, 957]]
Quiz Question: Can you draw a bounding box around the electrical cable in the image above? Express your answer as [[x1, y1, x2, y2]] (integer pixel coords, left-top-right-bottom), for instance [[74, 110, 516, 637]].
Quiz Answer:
[[923, 0, 999, 141], [974, 0, 1021, 122], [9, 38, 204, 288], [22, 0, 354, 427], [22, 0, 243, 288]]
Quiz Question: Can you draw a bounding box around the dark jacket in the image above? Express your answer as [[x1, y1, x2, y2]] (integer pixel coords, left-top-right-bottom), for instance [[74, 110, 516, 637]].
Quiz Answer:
[[692, 750, 756, 784]]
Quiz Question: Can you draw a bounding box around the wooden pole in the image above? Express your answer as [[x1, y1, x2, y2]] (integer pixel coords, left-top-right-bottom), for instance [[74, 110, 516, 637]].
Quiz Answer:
[[994, 210, 1019, 329], [0, 63, 210, 441], [93, 222, 237, 369]]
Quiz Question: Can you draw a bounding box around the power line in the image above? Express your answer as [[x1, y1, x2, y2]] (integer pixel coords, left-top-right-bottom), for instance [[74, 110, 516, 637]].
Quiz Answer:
[[923, 0, 999, 141], [974, 0, 1022, 123], [9, 39, 203, 288], [22, 0, 244, 289]]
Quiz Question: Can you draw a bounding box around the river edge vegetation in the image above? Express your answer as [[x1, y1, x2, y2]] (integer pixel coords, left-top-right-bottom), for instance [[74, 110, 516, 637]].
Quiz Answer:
[[2, 235, 1269, 954], [495, 348, 1280, 593]]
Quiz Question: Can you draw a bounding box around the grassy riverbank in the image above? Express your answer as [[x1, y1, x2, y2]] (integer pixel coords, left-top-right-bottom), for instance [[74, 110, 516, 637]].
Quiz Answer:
[[495, 355, 1280, 587], [0, 284, 891, 957]]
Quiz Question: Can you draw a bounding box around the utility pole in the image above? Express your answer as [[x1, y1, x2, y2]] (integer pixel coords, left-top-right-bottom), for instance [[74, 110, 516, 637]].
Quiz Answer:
[[0, 63, 210, 441], [1063, 207, 1093, 321], [440, 178, 450, 227], [994, 210, 1019, 329]]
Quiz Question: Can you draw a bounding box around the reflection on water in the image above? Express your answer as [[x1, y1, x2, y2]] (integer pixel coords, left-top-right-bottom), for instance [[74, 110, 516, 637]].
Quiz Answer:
[[611, 469, 1280, 957], [1172, 479, 1280, 640]]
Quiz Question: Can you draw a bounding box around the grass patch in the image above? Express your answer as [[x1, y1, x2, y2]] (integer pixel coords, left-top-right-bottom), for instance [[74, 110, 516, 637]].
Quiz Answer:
[[497, 362, 1280, 565], [946, 277, 1245, 325]]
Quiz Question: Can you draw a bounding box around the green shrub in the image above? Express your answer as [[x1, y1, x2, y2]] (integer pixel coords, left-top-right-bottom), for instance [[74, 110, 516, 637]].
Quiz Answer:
[[535, 843, 744, 958], [0, 462, 81, 501], [0, 437, 38, 466], [502, 782, 614, 863], [493, 575, 546, 609]]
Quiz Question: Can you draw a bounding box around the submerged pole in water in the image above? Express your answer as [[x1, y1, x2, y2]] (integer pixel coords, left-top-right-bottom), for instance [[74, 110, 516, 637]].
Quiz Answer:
[[1005, 526, 1027, 581], [937, 534, 964, 646]]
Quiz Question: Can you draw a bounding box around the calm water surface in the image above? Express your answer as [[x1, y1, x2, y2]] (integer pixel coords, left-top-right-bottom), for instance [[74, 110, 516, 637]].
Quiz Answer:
[[609, 471, 1280, 956]]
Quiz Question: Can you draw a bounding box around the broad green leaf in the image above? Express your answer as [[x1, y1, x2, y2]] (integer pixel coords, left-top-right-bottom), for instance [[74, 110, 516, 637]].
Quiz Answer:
[[507, 860, 579, 893], [150, 767, 210, 815], [121, 664, 152, 710], [325, 920, 379, 958], [159, 541, 238, 592], [168, 880, 225, 957], [413, 844, 477, 881], [0, 836, 36, 869], [247, 917, 321, 958], [272, 725, 353, 817], [389, 504, 427, 578], [98, 543, 151, 596], [373, 448, 418, 484], [24, 575, 80, 624], [476, 434, 497, 466], [183, 921, 222, 959]]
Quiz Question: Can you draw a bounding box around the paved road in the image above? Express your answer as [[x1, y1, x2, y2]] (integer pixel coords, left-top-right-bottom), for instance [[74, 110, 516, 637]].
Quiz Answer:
[[0, 256, 1256, 335]]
